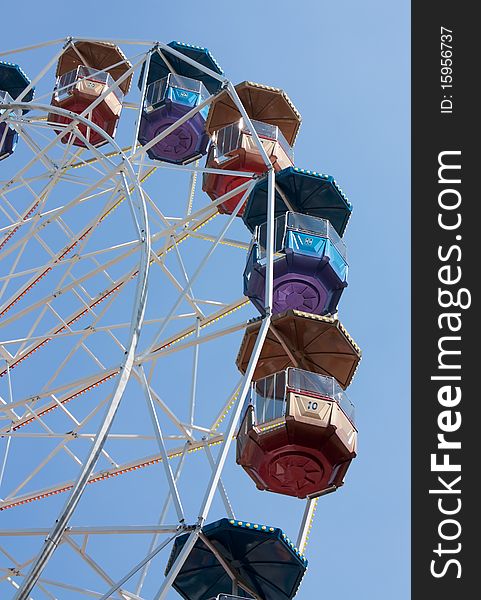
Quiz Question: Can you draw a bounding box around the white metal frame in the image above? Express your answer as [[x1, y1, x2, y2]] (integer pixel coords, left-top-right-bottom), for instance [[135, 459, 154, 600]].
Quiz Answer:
[[0, 38, 318, 600]]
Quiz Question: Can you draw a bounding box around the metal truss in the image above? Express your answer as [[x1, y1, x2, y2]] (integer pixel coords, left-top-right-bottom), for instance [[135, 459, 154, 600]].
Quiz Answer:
[[0, 38, 318, 599]]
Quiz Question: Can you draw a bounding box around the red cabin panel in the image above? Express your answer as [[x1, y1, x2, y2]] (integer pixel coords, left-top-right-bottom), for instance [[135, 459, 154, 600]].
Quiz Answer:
[[203, 119, 294, 216]]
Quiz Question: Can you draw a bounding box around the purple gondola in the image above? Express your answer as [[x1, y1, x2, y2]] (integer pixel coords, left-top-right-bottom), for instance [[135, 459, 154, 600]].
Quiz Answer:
[[138, 74, 210, 164], [137, 42, 223, 164], [244, 212, 348, 316]]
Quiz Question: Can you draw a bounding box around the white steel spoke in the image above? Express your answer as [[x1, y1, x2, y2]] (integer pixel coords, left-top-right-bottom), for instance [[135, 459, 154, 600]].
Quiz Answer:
[[138, 367, 184, 522], [0, 436, 224, 511], [146, 182, 255, 355], [99, 534, 178, 600], [63, 538, 128, 600], [135, 444, 188, 595], [203, 443, 235, 520]]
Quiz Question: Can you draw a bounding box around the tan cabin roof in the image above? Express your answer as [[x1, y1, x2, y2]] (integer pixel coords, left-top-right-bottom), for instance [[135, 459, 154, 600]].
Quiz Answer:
[[206, 81, 302, 146], [236, 310, 361, 389], [56, 41, 133, 94]]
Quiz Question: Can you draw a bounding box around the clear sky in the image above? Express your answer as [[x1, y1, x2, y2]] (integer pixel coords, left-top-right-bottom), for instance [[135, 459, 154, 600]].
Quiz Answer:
[[1, 1, 410, 599]]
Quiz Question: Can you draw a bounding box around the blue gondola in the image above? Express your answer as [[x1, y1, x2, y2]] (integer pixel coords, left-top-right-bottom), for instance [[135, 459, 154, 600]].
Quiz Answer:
[[0, 61, 34, 161], [138, 41, 224, 94], [242, 166, 352, 237], [165, 518, 307, 600], [0, 61, 34, 104], [0, 91, 18, 160]]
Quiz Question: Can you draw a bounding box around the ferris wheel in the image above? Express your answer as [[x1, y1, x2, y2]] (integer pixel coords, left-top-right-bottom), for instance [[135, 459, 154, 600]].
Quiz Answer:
[[0, 38, 361, 600]]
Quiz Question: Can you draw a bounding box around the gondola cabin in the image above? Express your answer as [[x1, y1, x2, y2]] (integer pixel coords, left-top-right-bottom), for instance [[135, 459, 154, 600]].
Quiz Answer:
[[244, 212, 348, 316], [236, 368, 357, 498], [136, 41, 223, 164], [202, 118, 294, 216], [0, 61, 34, 161], [49, 41, 132, 148], [166, 518, 307, 600], [138, 73, 210, 164], [0, 91, 18, 161], [242, 167, 352, 238]]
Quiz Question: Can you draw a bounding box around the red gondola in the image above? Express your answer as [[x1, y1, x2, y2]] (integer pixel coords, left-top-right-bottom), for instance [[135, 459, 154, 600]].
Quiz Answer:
[[237, 368, 357, 498], [203, 118, 293, 215], [203, 82, 301, 215], [49, 41, 132, 148]]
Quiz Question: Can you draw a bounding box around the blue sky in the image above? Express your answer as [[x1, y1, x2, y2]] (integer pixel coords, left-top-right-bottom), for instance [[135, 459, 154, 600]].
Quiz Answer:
[[1, 1, 410, 598]]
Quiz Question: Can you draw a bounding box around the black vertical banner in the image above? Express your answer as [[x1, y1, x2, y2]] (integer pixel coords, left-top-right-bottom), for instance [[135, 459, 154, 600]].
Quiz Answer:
[[412, 3, 477, 598]]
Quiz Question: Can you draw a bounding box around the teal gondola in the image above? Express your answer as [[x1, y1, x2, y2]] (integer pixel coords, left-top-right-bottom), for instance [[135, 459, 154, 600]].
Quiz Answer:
[[165, 518, 307, 600], [242, 166, 352, 237], [0, 61, 34, 160]]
